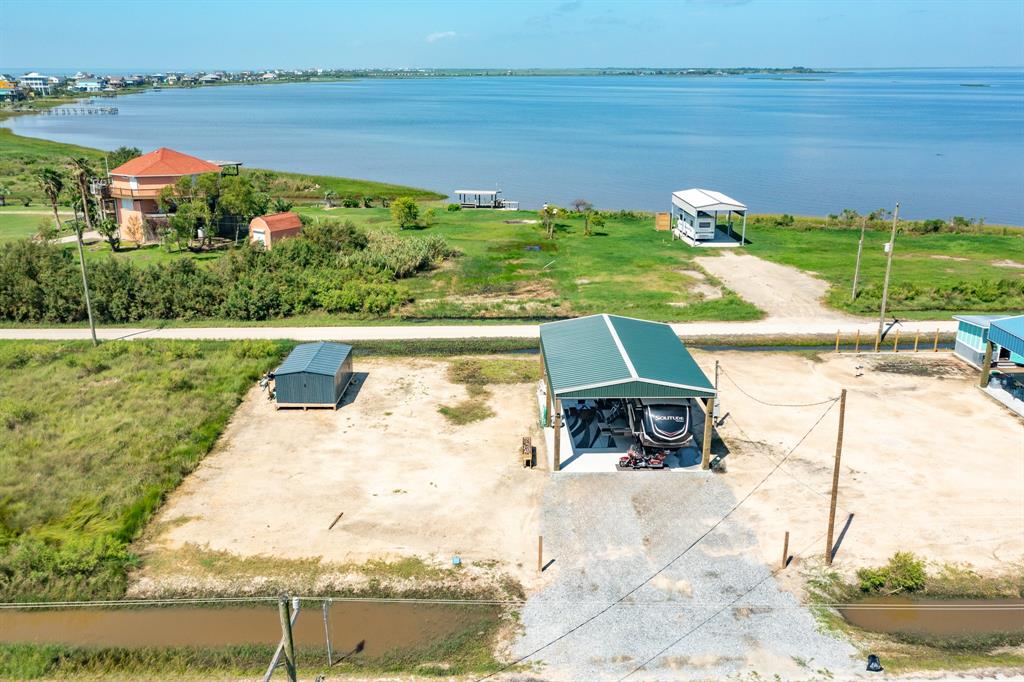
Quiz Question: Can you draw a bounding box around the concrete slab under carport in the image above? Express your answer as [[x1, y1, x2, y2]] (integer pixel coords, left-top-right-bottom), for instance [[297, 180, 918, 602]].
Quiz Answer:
[[539, 394, 715, 473], [673, 226, 742, 248]]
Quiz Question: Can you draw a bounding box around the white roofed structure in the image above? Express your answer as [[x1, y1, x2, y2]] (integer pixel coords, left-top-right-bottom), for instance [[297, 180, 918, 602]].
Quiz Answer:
[[670, 188, 748, 247]]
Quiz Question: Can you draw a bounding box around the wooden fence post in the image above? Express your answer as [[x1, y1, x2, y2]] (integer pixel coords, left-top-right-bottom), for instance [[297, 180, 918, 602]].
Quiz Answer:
[[913, 331, 920, 352], [854, 329, 860, 353], [701, 396, 715, 470], [835, 330, 840, 353], [874, 333, 881, 353], [934, 329, 940, 352], [893, 329, 900, 352]]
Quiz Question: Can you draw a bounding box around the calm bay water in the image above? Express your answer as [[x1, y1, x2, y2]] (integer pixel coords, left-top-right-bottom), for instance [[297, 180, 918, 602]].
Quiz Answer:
[[7, 69, 1024, 223]]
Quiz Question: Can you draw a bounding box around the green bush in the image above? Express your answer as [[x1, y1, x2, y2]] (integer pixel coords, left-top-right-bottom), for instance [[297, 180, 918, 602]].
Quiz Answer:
[[0, 221, 455, 322], [446, 203, 462, 212], [857, 551, 927, 594]]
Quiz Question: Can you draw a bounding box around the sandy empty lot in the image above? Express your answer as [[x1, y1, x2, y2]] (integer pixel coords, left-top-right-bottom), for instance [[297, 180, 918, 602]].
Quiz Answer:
[[695, 350, 1024, 573], [146, 357, 545, 578], [696, 251, 856, 320]]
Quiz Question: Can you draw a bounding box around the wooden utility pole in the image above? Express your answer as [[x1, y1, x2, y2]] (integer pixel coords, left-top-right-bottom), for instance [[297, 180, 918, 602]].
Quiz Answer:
[[851, 217, 866, 302], [876, 203, 900, 342], [701, 396, 715, 470], [70, 213, 98, 346], [278, 598, 297, 682], [825, 389, 847, 565], [979, 341, 994, 388]]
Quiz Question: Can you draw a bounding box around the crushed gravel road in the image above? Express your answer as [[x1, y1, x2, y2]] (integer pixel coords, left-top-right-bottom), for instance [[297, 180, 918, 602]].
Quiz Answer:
[[509, 474, 859, 681]]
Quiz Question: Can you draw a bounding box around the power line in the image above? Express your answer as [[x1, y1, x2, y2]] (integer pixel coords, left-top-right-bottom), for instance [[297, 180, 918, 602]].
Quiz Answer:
[[474, 397, 840, 682], [720, 365, 839, 408]]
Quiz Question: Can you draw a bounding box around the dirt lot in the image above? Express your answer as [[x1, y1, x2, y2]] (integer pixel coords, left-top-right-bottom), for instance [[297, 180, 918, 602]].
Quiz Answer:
[[697, 350, 1024, 574], [696, 251, 856, 320], [143, 357, 545, 581]]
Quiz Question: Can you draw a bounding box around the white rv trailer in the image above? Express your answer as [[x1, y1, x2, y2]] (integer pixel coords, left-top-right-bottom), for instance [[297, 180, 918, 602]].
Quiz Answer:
[[670, 188, 747, 244]]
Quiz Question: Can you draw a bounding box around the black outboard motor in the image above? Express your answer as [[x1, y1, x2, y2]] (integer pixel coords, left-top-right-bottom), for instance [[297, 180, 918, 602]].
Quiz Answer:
[[629, 401, 692, 448]]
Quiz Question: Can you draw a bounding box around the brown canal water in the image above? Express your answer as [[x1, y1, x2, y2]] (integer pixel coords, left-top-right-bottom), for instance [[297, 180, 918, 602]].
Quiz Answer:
[[0, 601, 496, 654], [839, 598, 1024, 637]]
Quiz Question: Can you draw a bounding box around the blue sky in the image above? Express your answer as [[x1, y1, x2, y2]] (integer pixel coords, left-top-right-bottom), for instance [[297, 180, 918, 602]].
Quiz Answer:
[[2, 0, 1022, 72]]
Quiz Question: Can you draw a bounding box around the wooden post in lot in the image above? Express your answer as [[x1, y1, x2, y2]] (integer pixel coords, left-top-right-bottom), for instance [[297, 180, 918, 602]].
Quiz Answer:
[[782, 531, 790, 569], [701, 396, 715, 470], [825, 389, 847, 566], [544, 378, 552, 428], [553, 400, 562, 472], [914, 331, 920, 352], [893, 328, 900, 352], [854, 329, 860, 353], [979, 341, 994, 389], [835, 330, 840, 353], [278, 598, 297, 682], [873, 332, 880, 353], [537, 535, 543, 573], [933, 328, 940, 352]]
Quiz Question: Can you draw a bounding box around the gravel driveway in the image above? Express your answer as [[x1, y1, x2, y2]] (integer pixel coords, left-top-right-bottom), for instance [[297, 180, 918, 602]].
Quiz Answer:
[[510, 474, 859, 681]]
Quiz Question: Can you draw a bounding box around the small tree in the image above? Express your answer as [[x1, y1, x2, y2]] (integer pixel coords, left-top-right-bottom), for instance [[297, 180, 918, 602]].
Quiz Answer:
[[97, 217, 120, 251], [34, 168, 65, 233], [272, 197, 294, 213], [390, 196, 420, 229], [539, 204, 559, 240], [588, 212, 605, 237], [107, 146, 142, 169], [572, 198, 592, 213], [0, 183, 9, 207], [323, 189, 337, 208]]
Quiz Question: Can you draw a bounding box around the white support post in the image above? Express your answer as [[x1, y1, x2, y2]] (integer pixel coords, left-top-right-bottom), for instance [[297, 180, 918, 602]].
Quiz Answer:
[[741, 212, 747, 246]]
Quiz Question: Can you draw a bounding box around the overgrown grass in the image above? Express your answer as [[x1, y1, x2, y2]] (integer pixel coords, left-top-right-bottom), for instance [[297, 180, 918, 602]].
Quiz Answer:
[[0, 339, 292, 602], [745, 222, 1024, 318]]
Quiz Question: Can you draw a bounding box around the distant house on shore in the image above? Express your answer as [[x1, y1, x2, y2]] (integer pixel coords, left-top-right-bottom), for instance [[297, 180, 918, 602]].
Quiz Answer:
[[250, 212, 303, 249], [107, 147, 223, 243]]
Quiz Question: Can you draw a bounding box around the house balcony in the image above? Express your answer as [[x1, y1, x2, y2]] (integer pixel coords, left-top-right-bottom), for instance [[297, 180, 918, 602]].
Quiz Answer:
[[108, 185, 165, 200]]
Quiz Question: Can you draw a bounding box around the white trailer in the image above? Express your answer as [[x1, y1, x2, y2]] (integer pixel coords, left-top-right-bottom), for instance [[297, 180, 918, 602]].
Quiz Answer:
[[670, 188, 748, 244]]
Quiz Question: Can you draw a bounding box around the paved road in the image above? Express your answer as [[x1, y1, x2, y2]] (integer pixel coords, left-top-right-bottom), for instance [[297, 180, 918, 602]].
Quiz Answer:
[[0, 318, 958, 342]]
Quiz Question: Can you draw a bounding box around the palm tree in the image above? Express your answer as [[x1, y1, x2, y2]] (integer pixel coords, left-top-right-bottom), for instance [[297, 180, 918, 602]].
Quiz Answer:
[[34, 168, 64, 233], [67, 157, 95, 232]]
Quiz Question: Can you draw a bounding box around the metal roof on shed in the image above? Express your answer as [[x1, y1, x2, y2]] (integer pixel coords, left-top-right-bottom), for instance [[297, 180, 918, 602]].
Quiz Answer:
[[989, 315, 1024, 358], [953, 314, 1016, 329], [540, 315, 715, 399], [276, 341, 352, 377]]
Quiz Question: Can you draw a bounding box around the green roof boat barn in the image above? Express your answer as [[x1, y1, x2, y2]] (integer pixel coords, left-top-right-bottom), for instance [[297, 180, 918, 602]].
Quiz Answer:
[[538, 314, 717, 472]]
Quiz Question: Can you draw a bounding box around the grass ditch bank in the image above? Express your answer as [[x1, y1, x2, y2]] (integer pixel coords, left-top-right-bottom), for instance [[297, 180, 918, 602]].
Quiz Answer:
[[439, 357, 540, 424], [807, 553, 1024, 673]]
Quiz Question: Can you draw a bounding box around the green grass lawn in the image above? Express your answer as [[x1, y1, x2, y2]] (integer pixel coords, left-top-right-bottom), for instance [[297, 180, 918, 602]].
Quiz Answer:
[[296, 206, 763, 322], [0, 338, 290, 602], [746, 225, 1024, 318]]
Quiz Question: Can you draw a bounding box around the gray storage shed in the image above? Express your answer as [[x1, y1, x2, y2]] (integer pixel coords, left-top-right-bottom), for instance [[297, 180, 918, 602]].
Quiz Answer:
[[275, 342, 354, 409]]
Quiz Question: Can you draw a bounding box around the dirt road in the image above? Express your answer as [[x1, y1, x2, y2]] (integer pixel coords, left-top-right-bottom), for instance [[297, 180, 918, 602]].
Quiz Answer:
[[696, 251, 855, 320], [0, 318, 958, 342]]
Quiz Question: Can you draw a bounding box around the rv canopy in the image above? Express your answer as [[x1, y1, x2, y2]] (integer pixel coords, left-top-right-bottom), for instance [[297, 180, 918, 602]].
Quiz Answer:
[[671, 188, 747, 215], [539, 314, 716, 400]]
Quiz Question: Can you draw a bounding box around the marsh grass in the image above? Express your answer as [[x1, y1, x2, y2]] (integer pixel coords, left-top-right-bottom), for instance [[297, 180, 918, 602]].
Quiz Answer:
[[0, 339, 292, 602]]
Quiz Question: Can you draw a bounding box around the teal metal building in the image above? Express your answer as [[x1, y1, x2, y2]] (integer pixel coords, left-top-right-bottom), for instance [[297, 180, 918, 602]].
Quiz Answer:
[[275, 342, 354, 409], [953, 314, 1024, 368]]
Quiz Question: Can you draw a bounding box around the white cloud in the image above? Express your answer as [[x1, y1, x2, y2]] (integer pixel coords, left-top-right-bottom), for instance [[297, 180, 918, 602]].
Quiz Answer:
[[426, 31, 457, 44]]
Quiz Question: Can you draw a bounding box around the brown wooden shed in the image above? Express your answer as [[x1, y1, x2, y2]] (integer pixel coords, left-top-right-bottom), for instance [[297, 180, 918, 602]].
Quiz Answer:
[[249, 212, 302, 249]]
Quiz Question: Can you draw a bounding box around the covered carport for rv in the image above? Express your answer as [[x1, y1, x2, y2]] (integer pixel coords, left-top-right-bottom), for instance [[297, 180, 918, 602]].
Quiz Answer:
[[538, 314, 717, 472]]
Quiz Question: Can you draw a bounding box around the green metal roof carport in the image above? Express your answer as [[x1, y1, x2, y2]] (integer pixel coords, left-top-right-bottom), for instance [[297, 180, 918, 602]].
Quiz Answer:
[[539, 314, 716, 400], [538, 314, 718, 472]]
